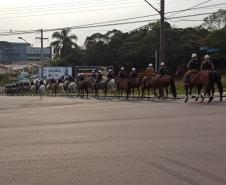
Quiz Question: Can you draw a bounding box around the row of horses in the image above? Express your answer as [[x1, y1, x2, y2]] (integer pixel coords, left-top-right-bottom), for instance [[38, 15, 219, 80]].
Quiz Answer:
[[2, 66, 224, 103]]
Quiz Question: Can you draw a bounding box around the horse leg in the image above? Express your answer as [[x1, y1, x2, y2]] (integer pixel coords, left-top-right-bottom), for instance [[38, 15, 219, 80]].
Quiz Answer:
[[132, 88, 134, 98], [159, 88, 164, 100], [148, 88, 150, 101], [195, 86, 202, 101], [141, 87, 144, 99], [85, 87, 88, 99], [165, 87, 168, 99], [153, 88, 158, 101], [184, 85, 189, 103], [137, 87, 140, 98]]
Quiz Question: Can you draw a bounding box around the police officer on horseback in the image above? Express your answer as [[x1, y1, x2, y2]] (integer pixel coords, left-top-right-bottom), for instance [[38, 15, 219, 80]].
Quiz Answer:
[[78, 73, 85, 81], [129, 68, 138, 79], [158, 62, 168, 76], [106, 69, 114, 84], [96, 70, 103, 83], [118, 67, 127, 78], [185, 53, 201, 85], [187, 53, 201, 70], [91, 69, 97, 79], [201, 55, 214, 70], [144, 63, 155, 77]]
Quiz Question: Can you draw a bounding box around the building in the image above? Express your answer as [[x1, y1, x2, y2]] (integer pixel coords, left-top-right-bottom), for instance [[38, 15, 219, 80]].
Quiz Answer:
[[0, 41, 52, 63]]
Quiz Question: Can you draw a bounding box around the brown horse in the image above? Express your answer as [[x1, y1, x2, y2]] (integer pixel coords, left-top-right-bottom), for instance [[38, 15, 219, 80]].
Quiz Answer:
[[77, 79, 91, 98], [141, 75, 177, 100], [116, 78, 130, 99], [129, 78, 142, 98], [176, 65, 223, 103]]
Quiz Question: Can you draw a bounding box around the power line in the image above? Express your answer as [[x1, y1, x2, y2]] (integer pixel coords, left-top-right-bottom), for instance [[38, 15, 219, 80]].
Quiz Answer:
[[0, 1, 224, 37], [167, 0, 212, 17], [0, 11, 217, 37], [0, 0, 144, 16], [0, 4, 146, 19], [0, 0, 135, 12]]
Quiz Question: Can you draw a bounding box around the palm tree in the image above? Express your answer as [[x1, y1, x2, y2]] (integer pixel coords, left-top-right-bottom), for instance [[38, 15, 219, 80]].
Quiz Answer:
[[51, 28, 78, 58]]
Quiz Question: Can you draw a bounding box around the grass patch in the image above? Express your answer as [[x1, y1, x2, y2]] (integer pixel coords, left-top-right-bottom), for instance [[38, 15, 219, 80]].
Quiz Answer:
[[0, 74, 16, 86]]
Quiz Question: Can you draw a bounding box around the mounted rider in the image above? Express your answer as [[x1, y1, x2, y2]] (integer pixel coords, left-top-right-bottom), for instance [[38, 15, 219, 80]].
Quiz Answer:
[[106, 69, 114, 84], [78, 73, 85, 81], [129, 68, 138, 79], [201, 55, 214, 71], [144, 63, 155, 77], [91, 69, 97, 79], [96, 70, 102, 82], [184, 53, 201, 85], [118, 67, 127, 79], [158, 62, 168, 76]]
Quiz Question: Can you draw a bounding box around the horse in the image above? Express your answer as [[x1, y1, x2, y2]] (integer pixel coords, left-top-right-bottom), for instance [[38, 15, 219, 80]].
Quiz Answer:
[[116, 78, 130, 99], [39, 84, 46, 99], [93, 76, 108, 98], [176, 64, 223, 103], [129, 78, 142, 98], [176, 64, 194, 96], [77, 77, 94, 99], [56, 82, 65, 95], [107, 79, 117, 96], [63, 79, 77, 95], [46, 79, 57, 96], [142, 75, 177, 100]]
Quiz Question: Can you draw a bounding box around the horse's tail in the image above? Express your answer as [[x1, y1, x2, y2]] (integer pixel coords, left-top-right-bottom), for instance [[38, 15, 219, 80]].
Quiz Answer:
[[215, 72, 223, 101], [170, 77, 177, 99]]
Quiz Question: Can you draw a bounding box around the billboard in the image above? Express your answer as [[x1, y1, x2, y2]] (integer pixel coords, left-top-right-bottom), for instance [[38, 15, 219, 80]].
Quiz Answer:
[[40, 67, 72, 79]]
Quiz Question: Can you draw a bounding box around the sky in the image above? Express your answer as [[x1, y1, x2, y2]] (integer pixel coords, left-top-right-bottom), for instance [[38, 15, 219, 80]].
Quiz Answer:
[[0, 0, 225, 47]]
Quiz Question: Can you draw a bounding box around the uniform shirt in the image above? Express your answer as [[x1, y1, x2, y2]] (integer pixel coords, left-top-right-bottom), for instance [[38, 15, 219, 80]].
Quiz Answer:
[[129, 71, 138, 78], [201, 59, 214, 70], [78, 75, 84, 81], [118, 70, 127, 78], [91, 73, 97, 79], [107, 72, 114, 79], [158, 66, 167, 75], [96, 73, 103, 82], [144, 67, 155, 76], [187, 58, 201, 70]]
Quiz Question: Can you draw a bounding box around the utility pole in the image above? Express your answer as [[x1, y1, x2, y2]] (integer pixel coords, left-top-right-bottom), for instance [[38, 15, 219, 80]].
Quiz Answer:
[[35, 29, 48, 64], [160, 0, 165, 64], [144, 0, 165, 68]]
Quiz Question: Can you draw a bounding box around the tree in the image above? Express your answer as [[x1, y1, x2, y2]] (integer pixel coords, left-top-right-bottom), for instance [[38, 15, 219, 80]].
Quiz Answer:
[[50, 28, 78, 58], [202, 9, 226, 31]]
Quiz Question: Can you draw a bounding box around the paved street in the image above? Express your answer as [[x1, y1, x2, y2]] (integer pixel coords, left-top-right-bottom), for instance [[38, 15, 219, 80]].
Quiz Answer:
[[0, 96, 226, 185]]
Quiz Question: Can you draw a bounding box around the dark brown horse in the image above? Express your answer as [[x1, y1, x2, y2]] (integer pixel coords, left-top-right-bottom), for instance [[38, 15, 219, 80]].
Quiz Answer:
[[129, 78, 142, 98], [77, 78, 93, 98], [141, 75, 177, 100], [176, 65, 223, 103], [116, 78, 130, 99]]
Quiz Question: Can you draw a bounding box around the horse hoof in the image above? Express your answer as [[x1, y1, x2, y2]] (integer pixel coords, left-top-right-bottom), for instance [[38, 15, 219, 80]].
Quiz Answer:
[[195, 98, 199, 101], [184, 98, 188, 103], [208, 97, 213, 103]]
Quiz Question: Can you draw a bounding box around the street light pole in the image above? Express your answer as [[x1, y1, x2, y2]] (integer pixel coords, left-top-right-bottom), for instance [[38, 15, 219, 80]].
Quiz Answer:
[[18, 37, 31, 46]]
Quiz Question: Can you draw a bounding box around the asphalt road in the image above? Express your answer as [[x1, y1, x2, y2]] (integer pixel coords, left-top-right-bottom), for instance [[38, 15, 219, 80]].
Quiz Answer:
[[0, 96, 226, 185]]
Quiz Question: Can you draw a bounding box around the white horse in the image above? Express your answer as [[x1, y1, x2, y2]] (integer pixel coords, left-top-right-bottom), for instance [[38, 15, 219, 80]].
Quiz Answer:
[[57, 82, 65, 95], [30, 85, 36, 95], [39, 85, 46, 96], [67, 82, 77, 94], [107, 79, 117, 95]]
